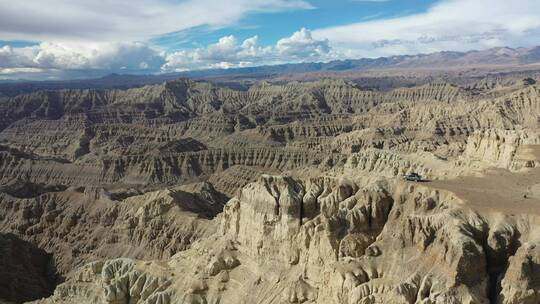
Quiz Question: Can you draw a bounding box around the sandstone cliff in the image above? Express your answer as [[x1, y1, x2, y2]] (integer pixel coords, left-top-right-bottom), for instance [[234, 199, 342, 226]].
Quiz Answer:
[[0, 76, 539, 303], [31, 175, 540, 304]]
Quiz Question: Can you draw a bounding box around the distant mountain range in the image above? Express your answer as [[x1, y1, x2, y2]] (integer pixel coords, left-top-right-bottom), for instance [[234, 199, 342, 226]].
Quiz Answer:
[[187, 46, 540, 76], [2, 46, 540, 96]]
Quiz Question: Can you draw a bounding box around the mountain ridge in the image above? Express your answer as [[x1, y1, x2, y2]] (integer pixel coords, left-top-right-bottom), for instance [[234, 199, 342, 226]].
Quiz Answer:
[[2, 45, 540, 96]]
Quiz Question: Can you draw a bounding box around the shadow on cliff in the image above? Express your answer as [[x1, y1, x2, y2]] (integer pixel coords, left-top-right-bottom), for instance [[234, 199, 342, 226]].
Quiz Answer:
[[0, 233, 59, 303]]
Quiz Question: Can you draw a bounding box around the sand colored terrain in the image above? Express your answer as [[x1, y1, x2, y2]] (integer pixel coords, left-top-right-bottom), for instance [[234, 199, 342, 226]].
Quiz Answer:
[[0, 70, 539, 303], [426, 144, 540, 215], [430, 168, 540, 215]]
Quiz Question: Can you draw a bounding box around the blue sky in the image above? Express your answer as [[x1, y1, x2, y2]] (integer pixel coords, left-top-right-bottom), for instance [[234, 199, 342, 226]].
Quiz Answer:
[[1, 0, 540, 80], [151, 0, 436, 51]]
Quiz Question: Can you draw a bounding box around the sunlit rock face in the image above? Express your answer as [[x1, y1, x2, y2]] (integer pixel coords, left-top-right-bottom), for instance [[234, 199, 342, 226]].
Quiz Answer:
[[30, 175, 540, 304], [0, 74, 539, 303]]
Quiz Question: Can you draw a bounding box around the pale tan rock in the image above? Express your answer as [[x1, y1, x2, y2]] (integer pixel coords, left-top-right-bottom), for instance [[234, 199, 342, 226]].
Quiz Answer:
[[0, 76, 539, 304], [499, 234, 540, 304]]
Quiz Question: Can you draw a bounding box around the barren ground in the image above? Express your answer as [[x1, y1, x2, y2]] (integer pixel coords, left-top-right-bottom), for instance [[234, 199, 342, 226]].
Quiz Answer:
[[429, 145, 540, 215]]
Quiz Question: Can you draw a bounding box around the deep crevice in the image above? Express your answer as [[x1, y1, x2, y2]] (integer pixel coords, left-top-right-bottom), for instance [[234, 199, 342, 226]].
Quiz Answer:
[[483, 230, 521, 304], [0, 233, 60, 303]]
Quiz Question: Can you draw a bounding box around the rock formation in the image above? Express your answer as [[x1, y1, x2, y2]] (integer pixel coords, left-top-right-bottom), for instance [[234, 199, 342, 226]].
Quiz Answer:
[[31, 176, 540, 304], [0, 73, 539, 303]]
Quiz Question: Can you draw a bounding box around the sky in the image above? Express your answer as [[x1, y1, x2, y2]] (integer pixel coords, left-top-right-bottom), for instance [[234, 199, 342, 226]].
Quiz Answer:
[[1, 0, 540, 80]]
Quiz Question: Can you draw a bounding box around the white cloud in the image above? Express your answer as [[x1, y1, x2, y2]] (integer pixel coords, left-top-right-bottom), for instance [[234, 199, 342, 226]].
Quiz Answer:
[[0, 0, 317, 78], [0, 42, 164, 73], [0, 67, 44, 75], [313, 0, 540, 57], [0, 28, 332, 77], [3, 0, 540, 79], [0, 0, 313, 42], [163, 28, 333, 72], [0, 46, 35, 68], [276, 28, 331, 59]]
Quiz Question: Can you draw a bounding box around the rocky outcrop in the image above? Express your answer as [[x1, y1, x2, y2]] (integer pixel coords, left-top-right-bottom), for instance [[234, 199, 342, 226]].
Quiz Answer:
[[342, 148, 458, 179], [0, 182, 226, 276], [460, 129, 540, 170], [34, 175, 540, 304], [1, 76, 540, 303], [499, 234, 540, 304], [207, 165, 271, 197], [1, 79, 539, 190], [0, 144, 345, 186]]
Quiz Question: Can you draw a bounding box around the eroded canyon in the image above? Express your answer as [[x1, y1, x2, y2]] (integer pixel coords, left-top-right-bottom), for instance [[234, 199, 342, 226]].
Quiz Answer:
[[0, 70, 539, 304]]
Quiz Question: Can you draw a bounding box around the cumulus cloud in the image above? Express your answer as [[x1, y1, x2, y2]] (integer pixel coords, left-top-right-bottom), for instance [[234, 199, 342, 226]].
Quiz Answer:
[[0, 46, 35, 68], [313, 0, 540, 57], [0, 42, 165, 74], [276, 28, 331, 59], [0, 28, 333, 78], [0, 0, 313, 42], [3, 0, 540, 79], [0, 0, 318, 78], [163, 28, 333, 72]]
